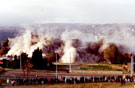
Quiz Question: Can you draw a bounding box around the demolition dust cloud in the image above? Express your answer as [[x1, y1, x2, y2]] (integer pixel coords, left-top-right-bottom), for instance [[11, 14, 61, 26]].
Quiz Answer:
[[7, 24, 135, 63]]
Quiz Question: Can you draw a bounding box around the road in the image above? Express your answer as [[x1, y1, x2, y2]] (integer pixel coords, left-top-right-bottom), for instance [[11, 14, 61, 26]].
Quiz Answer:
[[0, 70, 123, 79]]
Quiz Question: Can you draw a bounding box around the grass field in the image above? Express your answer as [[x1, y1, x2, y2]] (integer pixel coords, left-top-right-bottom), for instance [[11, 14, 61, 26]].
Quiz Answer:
[[79, 63, 123, 71], [4, 83, 135, 88], [4, 63, 124, 72]]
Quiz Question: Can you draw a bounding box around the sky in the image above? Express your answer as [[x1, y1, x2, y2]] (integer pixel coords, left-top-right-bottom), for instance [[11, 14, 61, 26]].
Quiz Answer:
[[0, 0, 135, 25]]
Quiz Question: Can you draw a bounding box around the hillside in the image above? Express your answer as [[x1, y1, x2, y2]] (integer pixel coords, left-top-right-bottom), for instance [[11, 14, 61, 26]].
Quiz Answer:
[[0, 26, 20, 41]]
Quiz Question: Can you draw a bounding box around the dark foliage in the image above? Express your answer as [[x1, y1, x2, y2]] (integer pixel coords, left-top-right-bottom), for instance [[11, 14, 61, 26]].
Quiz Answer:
[[31, 48, 45, 69], [0, 38, 9, 56]]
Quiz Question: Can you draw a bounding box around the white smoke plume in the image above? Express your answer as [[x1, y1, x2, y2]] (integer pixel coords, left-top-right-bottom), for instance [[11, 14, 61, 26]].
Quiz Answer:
[[7, 28, 53, 57], [60, 31, 77, 63], [60, 40, 76, 63], [6, 24, 135, 63]]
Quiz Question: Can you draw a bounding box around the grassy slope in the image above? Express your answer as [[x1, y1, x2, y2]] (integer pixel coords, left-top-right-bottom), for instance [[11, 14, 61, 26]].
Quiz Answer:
[[78, 63, 123, 71], [4, 63, 125, 74]]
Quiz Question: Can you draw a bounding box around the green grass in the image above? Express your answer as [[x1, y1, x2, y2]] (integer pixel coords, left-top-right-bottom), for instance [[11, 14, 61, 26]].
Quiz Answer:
[[80, 67, 89, 70], [4, 63, 124, 73], [5, 68, 20, 72], [89, 65, 113, 70], [79, 63, 123, 71], [80, 65, 113, 71]]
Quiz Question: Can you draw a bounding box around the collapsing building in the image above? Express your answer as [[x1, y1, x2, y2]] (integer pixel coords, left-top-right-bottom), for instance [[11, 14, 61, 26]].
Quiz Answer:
[[5, 28, 133, 68]]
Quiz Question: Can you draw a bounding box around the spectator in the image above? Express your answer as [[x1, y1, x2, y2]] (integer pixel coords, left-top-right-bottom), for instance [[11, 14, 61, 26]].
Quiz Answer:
[[122, 74, 126, 85], [7, 78, 10, 86], [11, 80, 15, 86]]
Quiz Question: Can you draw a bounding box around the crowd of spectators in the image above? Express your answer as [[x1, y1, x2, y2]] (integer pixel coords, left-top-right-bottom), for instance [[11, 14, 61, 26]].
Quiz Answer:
[[0, 75, 135, 86]]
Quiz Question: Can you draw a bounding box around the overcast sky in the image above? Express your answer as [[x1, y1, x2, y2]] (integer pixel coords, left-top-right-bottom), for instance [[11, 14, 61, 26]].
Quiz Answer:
[[0, 0, 135, 25]]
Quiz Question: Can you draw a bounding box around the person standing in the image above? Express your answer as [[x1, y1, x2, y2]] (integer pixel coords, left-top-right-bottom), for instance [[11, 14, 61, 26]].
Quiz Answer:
[[122, 74, 126, 85], [11, 80, 15, 86], [7, 78, 10, 86]]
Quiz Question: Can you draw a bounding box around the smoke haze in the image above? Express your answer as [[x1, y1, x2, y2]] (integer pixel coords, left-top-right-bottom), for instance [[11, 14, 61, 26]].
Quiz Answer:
[[6, 24, 135, 63]]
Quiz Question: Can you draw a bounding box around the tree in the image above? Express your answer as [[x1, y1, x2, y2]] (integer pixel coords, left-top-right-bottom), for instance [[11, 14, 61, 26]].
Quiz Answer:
[[0, 38, 9, 56], [3, 38, 9, 47], [103, 44, 128, 64], [0, 47, 9, 56], [31, 48, 45, 69], [21, 53, 33, 79], [103, 44, 118, 63]]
